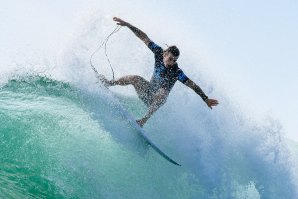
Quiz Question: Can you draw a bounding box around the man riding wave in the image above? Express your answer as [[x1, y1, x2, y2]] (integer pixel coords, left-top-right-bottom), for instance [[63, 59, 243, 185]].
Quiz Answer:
[[100, 17, 219, 127]]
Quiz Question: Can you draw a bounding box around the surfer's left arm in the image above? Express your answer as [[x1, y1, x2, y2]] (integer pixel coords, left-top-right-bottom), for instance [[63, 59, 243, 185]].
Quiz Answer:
[[184, 79, 219, 109]]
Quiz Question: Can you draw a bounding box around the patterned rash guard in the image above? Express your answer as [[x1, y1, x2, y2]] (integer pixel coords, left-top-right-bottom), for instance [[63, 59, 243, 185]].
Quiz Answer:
[[147, 41, 189, 94]]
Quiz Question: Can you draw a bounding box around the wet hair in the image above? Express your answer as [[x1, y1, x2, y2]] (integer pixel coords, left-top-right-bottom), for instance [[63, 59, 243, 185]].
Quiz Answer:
[[165, 45, 180, 57]]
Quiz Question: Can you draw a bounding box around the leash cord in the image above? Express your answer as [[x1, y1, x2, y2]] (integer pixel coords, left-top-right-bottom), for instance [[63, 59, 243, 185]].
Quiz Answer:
[[90, 25, 121, 83]]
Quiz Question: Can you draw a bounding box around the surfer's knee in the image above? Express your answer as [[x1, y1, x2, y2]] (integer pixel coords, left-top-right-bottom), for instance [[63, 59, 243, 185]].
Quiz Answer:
[[130, 75, 144, 83], [151, 92, 168, 108], [114, 75, 139, 85], [118, 75, 141, 84], [129, 76, 149, 89]]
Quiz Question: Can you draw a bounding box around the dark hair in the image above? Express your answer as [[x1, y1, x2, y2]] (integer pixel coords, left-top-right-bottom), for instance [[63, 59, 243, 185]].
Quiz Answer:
[[165, 45, 180, 57]]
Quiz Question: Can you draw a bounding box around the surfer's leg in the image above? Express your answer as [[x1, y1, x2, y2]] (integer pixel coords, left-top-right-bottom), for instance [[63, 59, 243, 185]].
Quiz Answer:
[[148, 88, 168, 112], [113, 75, 149, 90], [99, 75, 147, 87], [113, 75, 151, 102], [103, 75, 154, 105], [137, 88, 168, 126]]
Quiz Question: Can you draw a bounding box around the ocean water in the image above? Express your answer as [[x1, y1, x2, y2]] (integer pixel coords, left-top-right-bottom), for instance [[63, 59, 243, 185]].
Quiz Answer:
[[1, 2, 298, 198], [0, 74, 297, 199]]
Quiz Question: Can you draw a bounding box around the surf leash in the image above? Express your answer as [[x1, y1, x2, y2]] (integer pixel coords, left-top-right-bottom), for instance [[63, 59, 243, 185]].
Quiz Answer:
[[90, 25, 122, 83]]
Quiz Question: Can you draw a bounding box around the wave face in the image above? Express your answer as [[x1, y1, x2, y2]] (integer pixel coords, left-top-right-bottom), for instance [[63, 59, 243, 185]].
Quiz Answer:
[[0, 75, 297, 199], [0, 4, 297, 198]]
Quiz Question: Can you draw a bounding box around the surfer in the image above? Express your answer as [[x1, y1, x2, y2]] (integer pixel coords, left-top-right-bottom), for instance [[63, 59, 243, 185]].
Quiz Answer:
[[100, 17, 219, 127]]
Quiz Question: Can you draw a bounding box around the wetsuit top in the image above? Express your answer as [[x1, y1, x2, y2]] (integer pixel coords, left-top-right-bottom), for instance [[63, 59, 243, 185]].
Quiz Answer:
[[147, 41, 189, 94]]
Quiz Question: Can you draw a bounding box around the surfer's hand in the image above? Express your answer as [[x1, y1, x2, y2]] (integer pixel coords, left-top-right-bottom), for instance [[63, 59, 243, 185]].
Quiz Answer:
[[205, 99, 219, 109], [113, 17, 129, 26]]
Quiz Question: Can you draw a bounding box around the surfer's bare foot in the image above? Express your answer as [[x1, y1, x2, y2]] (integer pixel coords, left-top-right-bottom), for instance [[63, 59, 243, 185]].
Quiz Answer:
[[136, 119, 145, 127], [98, 75, 113, 87]]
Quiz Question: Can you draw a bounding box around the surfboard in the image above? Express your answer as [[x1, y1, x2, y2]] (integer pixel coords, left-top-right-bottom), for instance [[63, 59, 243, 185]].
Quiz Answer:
[[97, 75, 181, 166], [117, 105, 181, 166]]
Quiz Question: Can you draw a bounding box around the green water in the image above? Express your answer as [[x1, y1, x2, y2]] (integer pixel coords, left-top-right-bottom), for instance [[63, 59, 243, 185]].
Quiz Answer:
[[0, 76, 205, 198], [0, 75, 297, 199]]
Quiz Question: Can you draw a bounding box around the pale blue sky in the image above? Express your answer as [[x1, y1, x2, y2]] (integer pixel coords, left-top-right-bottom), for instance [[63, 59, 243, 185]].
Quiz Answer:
[[0, 0, 297, 140], [164, 0, 298, 140]]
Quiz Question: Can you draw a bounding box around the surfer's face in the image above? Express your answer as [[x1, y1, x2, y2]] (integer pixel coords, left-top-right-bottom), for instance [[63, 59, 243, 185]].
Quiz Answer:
[[163, 52, 178, 68]]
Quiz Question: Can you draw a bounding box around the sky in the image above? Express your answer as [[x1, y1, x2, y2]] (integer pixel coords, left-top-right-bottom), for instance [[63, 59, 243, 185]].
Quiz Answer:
[[0, 0, 297, 141]]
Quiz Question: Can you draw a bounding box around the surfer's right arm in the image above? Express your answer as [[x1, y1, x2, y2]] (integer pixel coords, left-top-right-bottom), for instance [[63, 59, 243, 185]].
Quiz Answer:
[[113, 17, 151, 45]]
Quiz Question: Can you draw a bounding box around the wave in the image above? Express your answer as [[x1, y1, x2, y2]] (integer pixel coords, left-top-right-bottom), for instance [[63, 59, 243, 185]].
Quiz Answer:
[[0, 75, 297, 198]]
